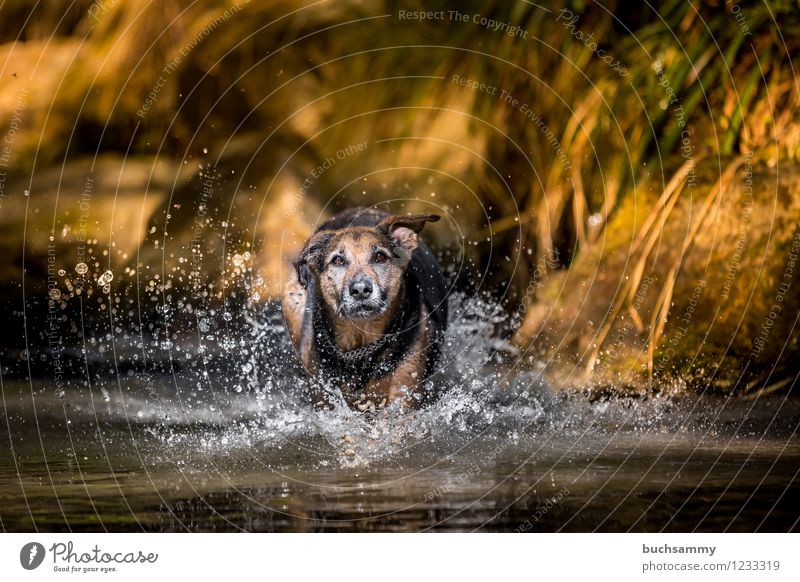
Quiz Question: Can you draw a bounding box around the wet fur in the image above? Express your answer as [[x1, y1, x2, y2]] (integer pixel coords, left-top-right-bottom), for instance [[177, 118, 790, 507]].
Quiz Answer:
[[283, 207, 448, 410]]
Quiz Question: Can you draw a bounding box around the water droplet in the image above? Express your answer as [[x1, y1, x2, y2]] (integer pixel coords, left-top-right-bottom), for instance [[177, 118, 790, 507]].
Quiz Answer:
[[75, 262, 88, 275], [97, 270, 114, 285], [588, 213, 603, 227]]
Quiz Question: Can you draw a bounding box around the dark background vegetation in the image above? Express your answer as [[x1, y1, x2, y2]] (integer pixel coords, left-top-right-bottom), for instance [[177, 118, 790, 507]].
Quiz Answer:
[[1, 0, 798, 394]]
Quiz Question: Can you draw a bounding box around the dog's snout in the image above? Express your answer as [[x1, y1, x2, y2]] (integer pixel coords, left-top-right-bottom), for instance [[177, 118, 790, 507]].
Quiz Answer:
[[348, 277, 373, 300]]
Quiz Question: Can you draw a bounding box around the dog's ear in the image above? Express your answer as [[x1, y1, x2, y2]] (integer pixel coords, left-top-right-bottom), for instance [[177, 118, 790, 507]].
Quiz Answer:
[[378, 214, 440, 252], [293, 231, 333, 288]]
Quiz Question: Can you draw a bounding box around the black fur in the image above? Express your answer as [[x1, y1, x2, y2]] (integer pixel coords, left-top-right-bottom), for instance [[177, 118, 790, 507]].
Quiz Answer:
[[311, 281, 422, 391], [309, 207, 449, 334], [296, 207, 449, 397]]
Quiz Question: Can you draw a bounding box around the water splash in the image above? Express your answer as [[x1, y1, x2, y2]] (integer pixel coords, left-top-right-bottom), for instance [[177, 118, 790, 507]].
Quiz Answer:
[[136, 292, 556, 467], [43, 290, 792, 474]]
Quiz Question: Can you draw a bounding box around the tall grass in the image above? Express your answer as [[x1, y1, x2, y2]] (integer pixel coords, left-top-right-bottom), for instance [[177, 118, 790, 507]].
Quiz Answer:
[[2, 0, 799, 387]]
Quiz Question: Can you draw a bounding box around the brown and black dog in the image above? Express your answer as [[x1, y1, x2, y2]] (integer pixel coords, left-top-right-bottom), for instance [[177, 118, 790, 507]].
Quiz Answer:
[[282, 207, 448, 411]]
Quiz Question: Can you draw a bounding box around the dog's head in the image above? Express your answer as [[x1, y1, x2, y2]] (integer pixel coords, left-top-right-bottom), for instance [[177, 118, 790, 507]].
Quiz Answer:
[[294, 213, 440, 320]]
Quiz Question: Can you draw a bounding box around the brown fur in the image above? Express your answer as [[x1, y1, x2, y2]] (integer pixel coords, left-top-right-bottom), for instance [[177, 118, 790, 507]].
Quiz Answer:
[[283, 269, 311, 367], [282, 209, 445, 410], [360, 304, 432, 408], [317, 229, 409, 337]]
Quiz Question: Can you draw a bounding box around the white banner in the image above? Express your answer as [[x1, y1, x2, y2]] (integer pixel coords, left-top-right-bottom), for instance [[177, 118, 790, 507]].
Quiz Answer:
[[0, 533, 796, 581]]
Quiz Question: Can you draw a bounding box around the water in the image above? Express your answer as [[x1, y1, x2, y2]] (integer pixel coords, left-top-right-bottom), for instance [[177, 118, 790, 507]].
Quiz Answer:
[[1, 295, 798, 532]]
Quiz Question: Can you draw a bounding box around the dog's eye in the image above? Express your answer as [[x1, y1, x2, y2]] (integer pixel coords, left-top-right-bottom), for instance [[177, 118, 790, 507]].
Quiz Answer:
[[330, 255, 345, 267], [373, 251, 388, 263]]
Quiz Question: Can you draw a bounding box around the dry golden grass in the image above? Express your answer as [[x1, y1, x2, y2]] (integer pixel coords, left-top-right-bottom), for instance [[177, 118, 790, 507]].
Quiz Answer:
[[1, 0, 799, 390]]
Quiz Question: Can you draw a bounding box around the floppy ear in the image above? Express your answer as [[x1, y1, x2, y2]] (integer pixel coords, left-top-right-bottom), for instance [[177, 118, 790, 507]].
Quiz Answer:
[[293, 231, 333, 288], [378, 214, 440, 252]]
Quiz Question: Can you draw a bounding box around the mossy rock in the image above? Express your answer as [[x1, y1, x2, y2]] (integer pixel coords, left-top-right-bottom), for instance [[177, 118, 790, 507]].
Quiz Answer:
[[517, 158, 800, 393]]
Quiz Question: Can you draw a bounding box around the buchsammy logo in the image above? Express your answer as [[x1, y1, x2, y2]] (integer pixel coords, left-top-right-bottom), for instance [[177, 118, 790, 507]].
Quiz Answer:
[[20, 542, 46, 570]]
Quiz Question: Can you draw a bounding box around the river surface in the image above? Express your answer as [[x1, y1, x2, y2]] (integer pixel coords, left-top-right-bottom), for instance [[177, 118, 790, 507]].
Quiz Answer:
[[1, 297, 798, 532]]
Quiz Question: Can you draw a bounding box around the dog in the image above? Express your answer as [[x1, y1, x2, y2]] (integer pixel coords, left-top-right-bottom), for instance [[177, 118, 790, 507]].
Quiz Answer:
[[282, 207, 448, 411]]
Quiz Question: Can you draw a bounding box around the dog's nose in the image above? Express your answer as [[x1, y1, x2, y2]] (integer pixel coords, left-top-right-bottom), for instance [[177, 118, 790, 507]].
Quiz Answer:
[[348, 279, 373, 300]]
